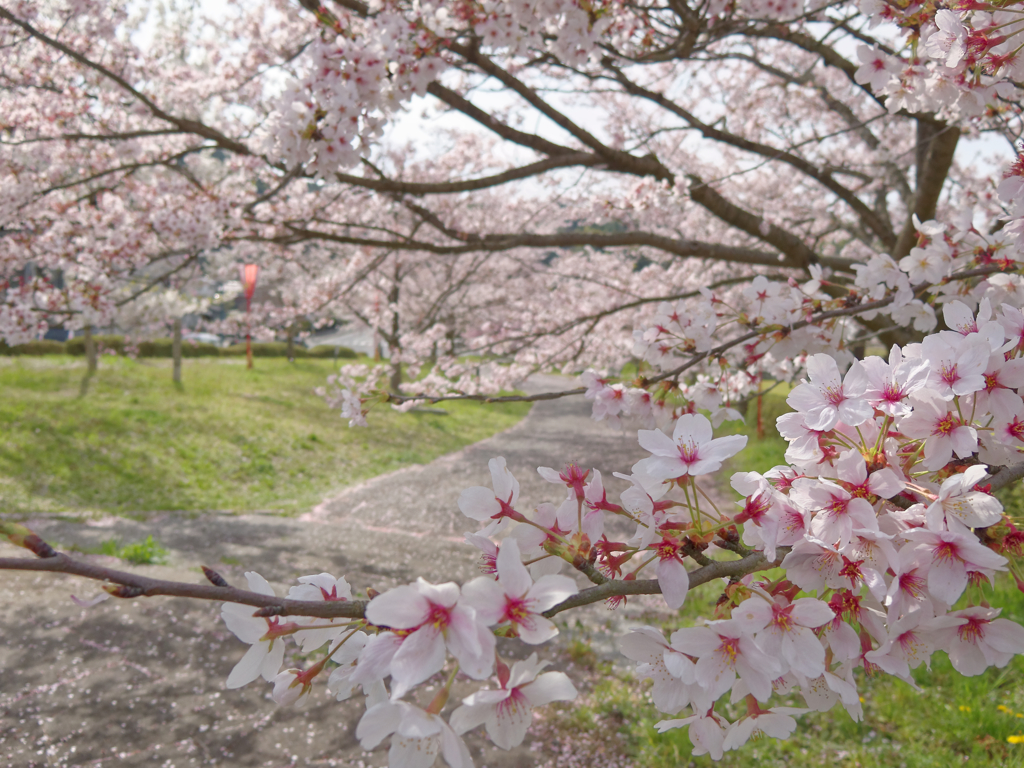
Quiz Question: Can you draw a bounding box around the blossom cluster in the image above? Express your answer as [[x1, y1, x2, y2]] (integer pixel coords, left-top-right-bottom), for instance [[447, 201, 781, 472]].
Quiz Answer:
[[854, 5, 1024, 122], [220, 305, 1024, 763], [263, 0, 640, 177], [573, 209, 1024, 431], [612, 309, 1024, 757], [219, 544, 579, 767]]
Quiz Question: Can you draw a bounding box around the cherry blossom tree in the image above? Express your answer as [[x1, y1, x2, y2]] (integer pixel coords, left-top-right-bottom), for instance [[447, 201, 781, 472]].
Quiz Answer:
[[5, 0, 1024, 764]]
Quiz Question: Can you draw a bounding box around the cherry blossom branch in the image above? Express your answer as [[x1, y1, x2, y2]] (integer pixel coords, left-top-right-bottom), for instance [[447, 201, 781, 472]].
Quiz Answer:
[[648, 261, 1017, 386], [0, 6, 253, 156], [0, 551, 368, 618], [602, 61, 898, 249], [447, 41, 675, 183], [543, 549, 784, 618], [375, 261, 1020, 406], [990, 462, 1024, 493], [425, 82, 579, 161], [0, 129, 189, 145], [114, 253, 200, 307], [383, 387, 588, 406], [333, 154, 603, 195], [453, 275, 774, 354], [0, 537, 779, 623], [270, 223, 852, 270], [686, 173, 820, 270]]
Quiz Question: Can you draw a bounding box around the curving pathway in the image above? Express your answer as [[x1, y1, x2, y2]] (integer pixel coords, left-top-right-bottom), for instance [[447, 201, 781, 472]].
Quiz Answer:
[[0, 376, 696, 768]]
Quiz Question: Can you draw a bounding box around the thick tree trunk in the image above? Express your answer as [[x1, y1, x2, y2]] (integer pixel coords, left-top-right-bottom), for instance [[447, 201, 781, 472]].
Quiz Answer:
[[79, 324, 97, 397], [172, 318, 182, 386], [892, 121, 960, 260], [286, 324, 295, 363]]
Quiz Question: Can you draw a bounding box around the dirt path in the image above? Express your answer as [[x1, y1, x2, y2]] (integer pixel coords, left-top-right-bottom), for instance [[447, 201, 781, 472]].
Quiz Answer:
[[0, 377, 692, 768]]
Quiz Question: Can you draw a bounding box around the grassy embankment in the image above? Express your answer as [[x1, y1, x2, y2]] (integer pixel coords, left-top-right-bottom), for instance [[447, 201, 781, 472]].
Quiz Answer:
[[0, 355, 529, 518], [541, 384, 1024, 768]]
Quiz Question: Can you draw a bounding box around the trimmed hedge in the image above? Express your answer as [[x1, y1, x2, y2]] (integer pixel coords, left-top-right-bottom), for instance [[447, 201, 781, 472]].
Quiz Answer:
[[0, 340, 68, 355], [222, 341, 294, 357], [67, 334, 126, 355], [308, 344, 357, 359], [0, 337, 357, 359], [137, 339, 221, 358], [222, 342, 357, 359]]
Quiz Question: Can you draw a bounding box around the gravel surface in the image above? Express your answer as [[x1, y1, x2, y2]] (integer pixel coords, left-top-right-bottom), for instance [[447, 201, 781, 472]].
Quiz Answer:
[[0, 376, 705, 768]]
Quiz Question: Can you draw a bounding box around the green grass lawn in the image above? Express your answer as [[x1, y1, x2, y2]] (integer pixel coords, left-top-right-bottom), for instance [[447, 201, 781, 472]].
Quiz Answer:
[[0, 355, 529, 518]]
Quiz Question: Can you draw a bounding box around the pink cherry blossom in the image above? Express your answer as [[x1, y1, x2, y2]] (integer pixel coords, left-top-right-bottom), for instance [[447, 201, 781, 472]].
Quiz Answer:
[[899, 241, 952, 285], [786, 353, 873, 431], [731, 471, 783, 560], [364, 578, 495, 697], [457, 457, 521, 527], [796, 666, 863, 720], [722, 707, 808, 751], [460, 538, 577, 643], [865, 603, 964, 679], [537, 462, 589, 500], [652, 535, 691, 610], [618, 626, 703, 715], [897, 389, 978, 470], [975, 353, 1024, 419], [920, 334, 989, 399], [845, 346, 930, 417], [776, 411, 828, 465], [655, 711, 729, 760], [327, 631, 388, 706], [939, 606, 1024, 676], [830, 449, 904, 501], [924, 10, 968, 67], [221, 572, 290, 689], [670, 619, 780, 702], [733, 595, 834, 678], [905, 529, 1007, 605], [287, 572, 352, 652], [854, 45, 899, 91], [272, 664, 321, 707], [791, 477, 879, 551], [356, 701, 473, 768], [942, 300, 1004, 350], [781, 539, 853, 593], [884, 543, 934, 621], [924, 465, 1003, 534], [634, 413, 747, 482], [450, 654, 577, 749], [992, 413, 1024, 448]]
